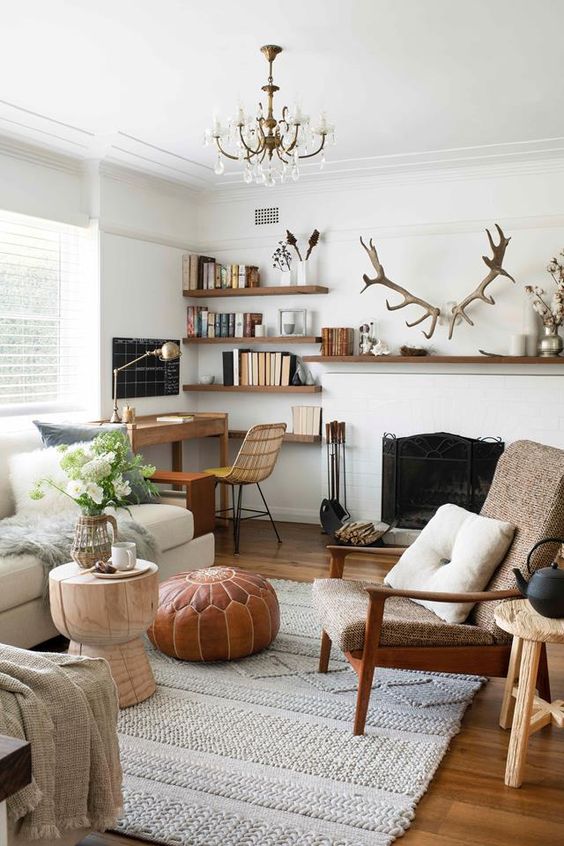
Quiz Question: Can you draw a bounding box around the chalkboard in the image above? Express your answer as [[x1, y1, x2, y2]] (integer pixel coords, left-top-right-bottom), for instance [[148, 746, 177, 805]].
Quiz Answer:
[[112, 337, 180, 399]]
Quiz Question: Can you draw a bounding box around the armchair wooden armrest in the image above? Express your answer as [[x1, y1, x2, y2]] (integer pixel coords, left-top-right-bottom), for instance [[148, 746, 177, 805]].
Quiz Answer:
[[152, 470, 215, 537], [326, 544, 406, 578], [364, 585, 522, 604]]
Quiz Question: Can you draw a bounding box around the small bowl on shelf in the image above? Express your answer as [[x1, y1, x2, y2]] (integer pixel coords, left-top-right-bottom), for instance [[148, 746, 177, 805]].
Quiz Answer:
[[198, 375, 215, 385]]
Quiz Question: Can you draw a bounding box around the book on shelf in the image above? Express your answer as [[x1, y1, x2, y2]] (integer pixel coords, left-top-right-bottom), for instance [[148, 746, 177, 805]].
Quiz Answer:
[[292, 406, 322, 436], [223, 350, 298, 387], [321, 327, 354, 356], [182, 253, 260, 291], [156, 415, 195, 424], [186, 307, 264, 339]]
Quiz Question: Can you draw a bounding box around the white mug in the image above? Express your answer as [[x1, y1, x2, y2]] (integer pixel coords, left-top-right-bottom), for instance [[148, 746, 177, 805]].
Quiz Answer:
[[111, 541, 137, 571]]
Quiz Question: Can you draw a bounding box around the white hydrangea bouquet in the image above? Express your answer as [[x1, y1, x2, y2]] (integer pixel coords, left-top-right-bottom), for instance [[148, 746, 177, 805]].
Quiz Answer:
[[31, 430, 157, 516], [525, 250, 564, 329]]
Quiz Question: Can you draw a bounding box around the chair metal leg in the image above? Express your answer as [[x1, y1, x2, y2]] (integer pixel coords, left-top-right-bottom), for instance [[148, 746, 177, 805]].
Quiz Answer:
[[234, 485, 243, 556], [256, 483, 282, 544], [231, 485, 237, 546]]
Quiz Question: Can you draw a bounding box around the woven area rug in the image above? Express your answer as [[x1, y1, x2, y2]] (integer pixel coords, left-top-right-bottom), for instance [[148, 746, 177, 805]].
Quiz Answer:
[[115, 578, 485, 846]]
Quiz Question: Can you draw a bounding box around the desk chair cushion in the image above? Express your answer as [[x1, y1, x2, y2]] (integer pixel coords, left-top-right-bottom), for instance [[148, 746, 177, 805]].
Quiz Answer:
[[204, 466, 233, 479], [312, 578, 498, 653]]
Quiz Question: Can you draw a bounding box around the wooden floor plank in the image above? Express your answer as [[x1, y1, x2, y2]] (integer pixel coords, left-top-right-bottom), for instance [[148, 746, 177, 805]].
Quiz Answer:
[[84, 521, 564, 846]]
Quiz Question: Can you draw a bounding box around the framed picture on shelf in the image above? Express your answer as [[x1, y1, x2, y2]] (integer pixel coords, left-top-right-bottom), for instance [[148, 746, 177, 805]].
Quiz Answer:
[[279, 309, 307, 337]]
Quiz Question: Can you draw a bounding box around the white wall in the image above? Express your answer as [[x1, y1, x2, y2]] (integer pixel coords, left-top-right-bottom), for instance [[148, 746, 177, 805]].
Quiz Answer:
[[3, 139, 564, 523], [196, 160, 564, 522]]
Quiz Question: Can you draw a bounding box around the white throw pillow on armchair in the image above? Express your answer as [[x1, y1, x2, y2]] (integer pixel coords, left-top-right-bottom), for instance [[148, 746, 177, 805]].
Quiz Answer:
[[384, 503, 515, 624], [8, 446, 79, 517]]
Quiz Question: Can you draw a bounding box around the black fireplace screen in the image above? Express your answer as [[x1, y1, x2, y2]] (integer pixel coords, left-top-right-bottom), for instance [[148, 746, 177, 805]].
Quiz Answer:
[[382, 432, 504, 530]]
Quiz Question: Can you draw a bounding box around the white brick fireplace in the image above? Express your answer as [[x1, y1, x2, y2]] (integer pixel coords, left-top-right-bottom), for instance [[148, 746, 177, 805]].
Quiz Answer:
[[321, 367, 564, 525]]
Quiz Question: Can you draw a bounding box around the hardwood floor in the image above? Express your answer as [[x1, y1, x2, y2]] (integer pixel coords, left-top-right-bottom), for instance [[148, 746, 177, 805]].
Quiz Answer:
[[87, 521, 564, 846]]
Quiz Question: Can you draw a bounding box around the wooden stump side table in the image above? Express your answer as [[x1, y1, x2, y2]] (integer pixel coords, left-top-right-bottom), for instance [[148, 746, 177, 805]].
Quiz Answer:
[[49, 560, 159, 708], [495, 599, 564, 788]]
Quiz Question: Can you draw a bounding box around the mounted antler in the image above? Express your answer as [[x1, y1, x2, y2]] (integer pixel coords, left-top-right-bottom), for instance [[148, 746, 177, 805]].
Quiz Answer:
[[360, 236, 441, 339], [448, 224, 515, 340]]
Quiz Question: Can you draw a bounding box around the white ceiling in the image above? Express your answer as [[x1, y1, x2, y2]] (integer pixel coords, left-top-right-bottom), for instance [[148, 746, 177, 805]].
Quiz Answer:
[[1, 0, 563, 190]]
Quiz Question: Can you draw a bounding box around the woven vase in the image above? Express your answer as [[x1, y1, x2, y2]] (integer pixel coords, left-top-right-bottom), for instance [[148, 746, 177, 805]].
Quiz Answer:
[[71, 514, 117, 569]]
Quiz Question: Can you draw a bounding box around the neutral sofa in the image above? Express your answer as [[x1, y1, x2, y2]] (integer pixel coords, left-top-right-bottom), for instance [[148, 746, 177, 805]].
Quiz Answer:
[[0, 429, 214, 648]]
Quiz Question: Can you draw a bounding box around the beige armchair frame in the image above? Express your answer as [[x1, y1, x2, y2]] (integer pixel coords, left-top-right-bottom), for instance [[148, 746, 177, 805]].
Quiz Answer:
[[318, 544, 549, 736]]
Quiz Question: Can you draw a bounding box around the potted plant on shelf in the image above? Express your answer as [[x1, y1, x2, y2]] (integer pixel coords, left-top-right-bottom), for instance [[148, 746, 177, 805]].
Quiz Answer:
[[30, 430, 157, 568], [286, 229, 320, 286], [272, 240, 293, 285], [525, 251, 564, 356]]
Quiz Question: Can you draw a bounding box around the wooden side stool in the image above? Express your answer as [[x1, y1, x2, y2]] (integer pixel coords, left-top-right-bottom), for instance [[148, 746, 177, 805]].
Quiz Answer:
[[495, 599, 564, 788], [152, 470, 216, 537]]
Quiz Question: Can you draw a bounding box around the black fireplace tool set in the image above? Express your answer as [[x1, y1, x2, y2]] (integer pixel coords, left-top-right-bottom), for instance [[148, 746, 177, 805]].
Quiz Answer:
[[320, 420, 389, 546]]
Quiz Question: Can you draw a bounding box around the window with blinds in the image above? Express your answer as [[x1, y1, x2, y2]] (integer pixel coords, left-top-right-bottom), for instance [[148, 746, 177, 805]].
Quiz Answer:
[[0, 211, 98, 418]]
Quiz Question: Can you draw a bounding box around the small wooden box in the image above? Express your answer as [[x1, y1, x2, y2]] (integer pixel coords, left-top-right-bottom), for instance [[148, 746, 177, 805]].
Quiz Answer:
[[152, 471, 216, 537]]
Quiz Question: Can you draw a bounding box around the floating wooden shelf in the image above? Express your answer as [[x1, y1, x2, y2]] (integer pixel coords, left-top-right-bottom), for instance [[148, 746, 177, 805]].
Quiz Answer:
[[302, 355, 564, 365], [183, 285, 329, 298], [183, 335, 322, 345], [183, 384, 322, 393], [229, 429, 321, 443]]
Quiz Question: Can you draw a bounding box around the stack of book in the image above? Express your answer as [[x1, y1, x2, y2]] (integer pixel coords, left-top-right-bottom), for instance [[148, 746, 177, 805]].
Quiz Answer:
[[186, 308, 262, 338], [183, 254, 260, 291], [321, 328, 354, 356], [292, 406, 322, 436], [222, 350, 298, 387]]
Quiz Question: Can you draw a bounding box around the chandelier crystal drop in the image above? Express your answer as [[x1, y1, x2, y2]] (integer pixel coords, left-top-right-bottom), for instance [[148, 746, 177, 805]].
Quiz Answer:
[[205, 45, 334, 187]]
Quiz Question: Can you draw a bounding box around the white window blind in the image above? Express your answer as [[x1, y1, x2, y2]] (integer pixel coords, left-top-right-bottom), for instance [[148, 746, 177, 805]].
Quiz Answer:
[[0, 210, 98, 418]]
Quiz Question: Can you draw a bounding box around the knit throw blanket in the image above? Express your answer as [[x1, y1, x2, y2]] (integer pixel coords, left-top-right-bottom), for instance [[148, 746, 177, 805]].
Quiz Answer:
[[0, 513, 158, 586], [0, 645, 122, 839]]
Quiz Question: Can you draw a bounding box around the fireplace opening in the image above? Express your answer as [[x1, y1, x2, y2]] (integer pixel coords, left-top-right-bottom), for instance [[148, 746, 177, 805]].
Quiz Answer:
[[382, 432, 504, 530]]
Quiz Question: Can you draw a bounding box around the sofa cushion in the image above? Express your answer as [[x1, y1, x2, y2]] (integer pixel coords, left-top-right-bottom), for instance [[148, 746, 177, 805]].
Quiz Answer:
[[384, 503, 515, 624], [0, 554, 45, 612], [115, 503, 194, 552], [312, 578, 499, 653], [34, 421, 155, 505]]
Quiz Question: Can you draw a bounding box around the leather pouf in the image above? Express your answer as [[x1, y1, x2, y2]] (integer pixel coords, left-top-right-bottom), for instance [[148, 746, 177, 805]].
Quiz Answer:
[[148, 567, 280, 661]]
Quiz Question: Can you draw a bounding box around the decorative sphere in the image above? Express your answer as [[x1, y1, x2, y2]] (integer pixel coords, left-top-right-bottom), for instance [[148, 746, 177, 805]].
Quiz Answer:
[[148, 567, 280, 661]]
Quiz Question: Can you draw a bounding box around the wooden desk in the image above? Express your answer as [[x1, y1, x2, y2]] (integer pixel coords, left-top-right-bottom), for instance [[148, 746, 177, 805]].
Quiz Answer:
[[123, 412, 229, 514]]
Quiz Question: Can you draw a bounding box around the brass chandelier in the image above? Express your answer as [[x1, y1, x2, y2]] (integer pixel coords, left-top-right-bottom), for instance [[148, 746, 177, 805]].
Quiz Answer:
[[205, 45, 334, 187]]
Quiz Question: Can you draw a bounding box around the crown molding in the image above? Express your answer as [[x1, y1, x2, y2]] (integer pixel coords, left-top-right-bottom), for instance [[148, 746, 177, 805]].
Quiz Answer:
[[205, 150, 564, 204], [0, 134, 84, 176], [99, 161, 204, 200], [199, 213, 564, 254]]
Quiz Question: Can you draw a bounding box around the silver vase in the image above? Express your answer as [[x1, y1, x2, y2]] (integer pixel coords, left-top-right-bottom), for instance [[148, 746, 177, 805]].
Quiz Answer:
[[538, 325, 563, 357]]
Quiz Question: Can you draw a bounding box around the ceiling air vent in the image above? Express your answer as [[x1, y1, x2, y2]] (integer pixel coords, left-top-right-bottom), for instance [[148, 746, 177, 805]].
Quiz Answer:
[[254, 206, 279, 226]]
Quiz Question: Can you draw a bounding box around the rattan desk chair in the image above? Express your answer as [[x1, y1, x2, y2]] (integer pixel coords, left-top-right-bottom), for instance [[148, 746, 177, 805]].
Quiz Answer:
[[205, 422, 286, 554]]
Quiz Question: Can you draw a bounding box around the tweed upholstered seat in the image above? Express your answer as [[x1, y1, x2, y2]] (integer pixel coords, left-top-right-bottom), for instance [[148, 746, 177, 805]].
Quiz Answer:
[[312, 578, 497, 652]]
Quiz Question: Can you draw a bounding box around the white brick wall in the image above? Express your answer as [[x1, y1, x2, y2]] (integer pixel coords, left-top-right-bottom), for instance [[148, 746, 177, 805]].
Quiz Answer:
[[322, 369, 564, 522]]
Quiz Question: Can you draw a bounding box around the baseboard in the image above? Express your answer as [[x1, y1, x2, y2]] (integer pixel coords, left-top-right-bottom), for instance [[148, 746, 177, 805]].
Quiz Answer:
[[241, 506, 320, 525]]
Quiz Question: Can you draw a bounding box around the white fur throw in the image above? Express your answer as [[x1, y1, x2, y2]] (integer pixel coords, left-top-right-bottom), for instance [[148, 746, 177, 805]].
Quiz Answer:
[[384, 503, 515, 624], [9, 446, 79, 517]]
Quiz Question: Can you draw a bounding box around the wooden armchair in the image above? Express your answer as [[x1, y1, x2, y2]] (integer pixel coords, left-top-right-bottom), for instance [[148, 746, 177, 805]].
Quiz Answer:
[[312, 440, 564, 735]]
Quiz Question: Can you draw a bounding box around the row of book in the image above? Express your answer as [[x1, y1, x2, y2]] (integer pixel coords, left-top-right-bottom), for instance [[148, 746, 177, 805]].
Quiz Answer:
[[223, 350, 298, 387], [292, 406, 322, 436], [321, 327, 354, 356], [187, 307, 263, 338], [183, 254, 260, 290]]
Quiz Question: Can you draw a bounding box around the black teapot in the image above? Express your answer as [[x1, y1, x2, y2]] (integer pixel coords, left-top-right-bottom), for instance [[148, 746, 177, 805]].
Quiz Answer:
[[514, 537, 564, 618]]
